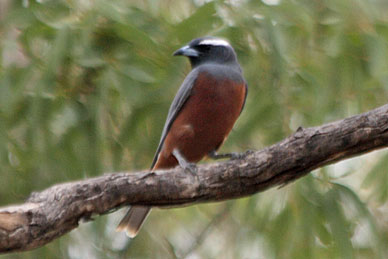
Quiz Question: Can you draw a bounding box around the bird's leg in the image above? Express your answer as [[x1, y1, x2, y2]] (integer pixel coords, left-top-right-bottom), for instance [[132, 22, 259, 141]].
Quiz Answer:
[[208, 150, 244, 160], [172, 149, 197, 173]]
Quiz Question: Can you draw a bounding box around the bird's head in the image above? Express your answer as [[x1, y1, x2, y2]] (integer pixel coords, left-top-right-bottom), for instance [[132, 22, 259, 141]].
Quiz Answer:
[[173, 37, 238, 68]]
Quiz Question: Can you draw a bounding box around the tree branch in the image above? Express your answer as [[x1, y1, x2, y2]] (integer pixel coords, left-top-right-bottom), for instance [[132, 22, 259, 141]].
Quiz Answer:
[[1, 104, 388, 253]]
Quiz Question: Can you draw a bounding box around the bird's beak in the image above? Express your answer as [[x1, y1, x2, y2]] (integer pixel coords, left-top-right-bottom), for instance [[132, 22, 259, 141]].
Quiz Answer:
[[173, 45, 199, 57]]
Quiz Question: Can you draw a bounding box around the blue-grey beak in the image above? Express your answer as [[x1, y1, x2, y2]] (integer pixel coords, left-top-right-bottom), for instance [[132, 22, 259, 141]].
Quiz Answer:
[[173, 45, 199, 57]]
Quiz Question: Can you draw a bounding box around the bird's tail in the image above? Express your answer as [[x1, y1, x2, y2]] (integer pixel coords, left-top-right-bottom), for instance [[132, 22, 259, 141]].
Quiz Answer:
[[116, 206, 151, 238]]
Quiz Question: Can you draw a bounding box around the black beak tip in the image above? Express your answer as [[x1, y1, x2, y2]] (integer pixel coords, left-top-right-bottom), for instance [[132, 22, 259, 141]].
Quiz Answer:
[[172, 46, 199, 57], [173, 49, 183, 56]]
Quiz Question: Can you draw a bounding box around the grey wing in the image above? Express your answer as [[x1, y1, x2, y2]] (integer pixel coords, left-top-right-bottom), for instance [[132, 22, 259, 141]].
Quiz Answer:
[[240, 82, 248, 115], [150, 69, 199, 169]]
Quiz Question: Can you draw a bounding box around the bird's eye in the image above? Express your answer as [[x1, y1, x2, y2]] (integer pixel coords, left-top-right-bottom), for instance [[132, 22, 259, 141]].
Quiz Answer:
[[197, 45, 211, 52]]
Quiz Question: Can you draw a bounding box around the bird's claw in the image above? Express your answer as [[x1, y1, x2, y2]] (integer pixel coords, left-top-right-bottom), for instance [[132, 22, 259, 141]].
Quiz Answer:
[[229, 150, 255, 160], [183, 162, 198, 174], [244, 149, 255, 156], [228, 152, 244, 160]]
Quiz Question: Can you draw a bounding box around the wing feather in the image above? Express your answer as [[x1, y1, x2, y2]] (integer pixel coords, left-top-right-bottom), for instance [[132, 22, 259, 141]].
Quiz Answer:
[[150, 69, 199, 168]]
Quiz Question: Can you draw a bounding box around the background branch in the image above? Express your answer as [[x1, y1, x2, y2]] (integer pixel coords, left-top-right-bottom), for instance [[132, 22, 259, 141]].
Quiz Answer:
[[1, 104, 388, 253]]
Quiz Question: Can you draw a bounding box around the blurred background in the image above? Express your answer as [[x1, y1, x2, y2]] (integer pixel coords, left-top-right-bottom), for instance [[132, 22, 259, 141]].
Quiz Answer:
[[1, 0, 388, 258]]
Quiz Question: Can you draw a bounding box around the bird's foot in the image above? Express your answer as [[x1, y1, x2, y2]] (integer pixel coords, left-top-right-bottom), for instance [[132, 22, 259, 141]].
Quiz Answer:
[[172, 149, 197, 174], [208, 150, 244, 160], [243, 149, 256, 156], [182, 162, 198, 174], [209, 150, 255, 160]]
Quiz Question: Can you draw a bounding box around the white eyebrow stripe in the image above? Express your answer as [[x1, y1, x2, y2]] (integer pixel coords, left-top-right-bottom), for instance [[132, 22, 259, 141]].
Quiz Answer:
[[198, 39, 230, 47]]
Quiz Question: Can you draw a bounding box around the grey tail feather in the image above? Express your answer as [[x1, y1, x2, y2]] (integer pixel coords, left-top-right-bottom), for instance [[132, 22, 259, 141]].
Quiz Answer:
[[116, 206, 151, 238]]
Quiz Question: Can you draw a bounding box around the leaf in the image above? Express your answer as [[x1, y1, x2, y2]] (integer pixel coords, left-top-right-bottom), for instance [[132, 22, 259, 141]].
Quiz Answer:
[[173, 2, 221, 42], [323, 188, 354, 258], [118, 64, 156, 83], [362, 153, 388, 204]]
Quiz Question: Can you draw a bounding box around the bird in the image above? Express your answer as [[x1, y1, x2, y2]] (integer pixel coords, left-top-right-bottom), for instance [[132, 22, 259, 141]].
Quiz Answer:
[[116, 36, 248, 238]]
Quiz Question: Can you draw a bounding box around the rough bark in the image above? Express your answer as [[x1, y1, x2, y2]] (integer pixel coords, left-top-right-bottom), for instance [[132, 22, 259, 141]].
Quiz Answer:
[[1, 104, 388, 253]]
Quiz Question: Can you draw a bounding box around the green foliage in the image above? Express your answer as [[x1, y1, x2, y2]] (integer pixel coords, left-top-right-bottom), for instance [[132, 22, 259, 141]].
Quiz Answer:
[[1, 0, 388, 258]]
